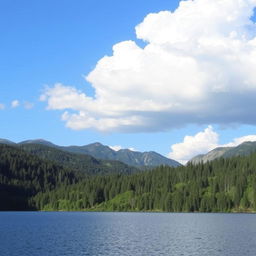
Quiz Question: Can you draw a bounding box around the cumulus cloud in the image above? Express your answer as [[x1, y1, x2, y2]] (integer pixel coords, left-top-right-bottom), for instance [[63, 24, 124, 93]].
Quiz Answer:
[[0, 103, 5, 110], [168, 126, 256, 164], [11, 100, 19, 108], [168, 126, 219, 164], [41, 0, 256, 132], [223, 134, 256, 147]]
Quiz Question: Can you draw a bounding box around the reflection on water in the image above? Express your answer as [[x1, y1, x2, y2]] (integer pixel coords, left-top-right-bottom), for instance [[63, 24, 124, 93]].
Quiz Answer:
[[1, 212, 256, 256]]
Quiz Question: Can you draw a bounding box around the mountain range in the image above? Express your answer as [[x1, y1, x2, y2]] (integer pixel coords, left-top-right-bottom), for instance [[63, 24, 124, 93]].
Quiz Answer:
[[0, 139, 181, 168], [2, 138, 256, 167], [190, 141, 256, 164]]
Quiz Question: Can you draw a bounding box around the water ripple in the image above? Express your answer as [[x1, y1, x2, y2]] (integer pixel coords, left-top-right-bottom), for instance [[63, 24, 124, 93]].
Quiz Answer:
[[0, 212, 256, 256]]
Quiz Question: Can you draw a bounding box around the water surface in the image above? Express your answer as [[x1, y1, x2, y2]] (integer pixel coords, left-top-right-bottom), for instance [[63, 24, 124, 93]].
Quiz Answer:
[[1, 212, 256, 256]]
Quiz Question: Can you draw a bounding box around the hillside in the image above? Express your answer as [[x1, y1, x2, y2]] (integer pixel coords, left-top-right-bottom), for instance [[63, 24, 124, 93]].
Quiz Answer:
[[190, 147, 231, 164], [190, 141, 256, 164], [19, 143, 137, 175], [0, 144, 81, 210], [35, 152, 256, 212], [223, 141, 256, 158]]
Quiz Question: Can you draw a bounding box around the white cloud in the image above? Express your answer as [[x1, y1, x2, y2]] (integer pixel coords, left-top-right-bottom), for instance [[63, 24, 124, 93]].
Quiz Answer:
[[168, 126, 219, 164], [24, 101, 34, 109], [109, 145, 122, 151], [128, 147, 137, 152], [168, 126, 256, 164], [41, 0, 256, 132], [0, 103, 5, 110], [223, 135, 256, 147], [109, 145, 137, 151], [11, 100, 19, 108]]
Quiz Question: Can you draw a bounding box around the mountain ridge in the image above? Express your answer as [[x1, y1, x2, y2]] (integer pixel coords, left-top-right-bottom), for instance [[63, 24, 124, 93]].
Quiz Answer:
[[190, 141, 256, 164], [19, 143, 137, 175], [62, 142, 181, 167], [0, 138, 181, 168]]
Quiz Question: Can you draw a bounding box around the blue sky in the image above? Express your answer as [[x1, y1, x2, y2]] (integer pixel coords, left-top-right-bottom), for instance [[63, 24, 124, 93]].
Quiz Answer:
[[1, 0, 256, 163]]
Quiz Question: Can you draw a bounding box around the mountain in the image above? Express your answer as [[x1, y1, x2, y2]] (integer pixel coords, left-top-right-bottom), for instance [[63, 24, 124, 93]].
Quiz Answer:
[[0, 138, 181, 167], [190, 141, 256, 164], [19, 143, 137, 175], [0, 138, 16, 145], [0, 139, 181, 168], [64, 142, 116, 159], [62, 142, 181, 168], [222, 141, 256, 158], [0, 139, 137, 175], [190, 147, 231, 164], [19, 139, 58, 148]]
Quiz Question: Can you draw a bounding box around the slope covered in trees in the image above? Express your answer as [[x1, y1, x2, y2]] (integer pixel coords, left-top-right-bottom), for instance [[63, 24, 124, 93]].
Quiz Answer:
[[35, 154, 256, 212], [0, 144, 81, 210], [19, 144, 137, 175], [1, 143, 256, 212]]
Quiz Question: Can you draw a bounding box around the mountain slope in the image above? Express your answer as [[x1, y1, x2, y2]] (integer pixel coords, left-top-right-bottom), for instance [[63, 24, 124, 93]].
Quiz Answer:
[[63, 142, 181, 167], [0, 144, 80, 210], [190, 141, 256, 164], [222, 141, 256, 158], [0, 139, 181, 167], [19, 144, 137, 175], [35, 152, 256, 212], [0, 138, 16, 145], [19, 139, 57, 148], [190, 147, 231, 164]]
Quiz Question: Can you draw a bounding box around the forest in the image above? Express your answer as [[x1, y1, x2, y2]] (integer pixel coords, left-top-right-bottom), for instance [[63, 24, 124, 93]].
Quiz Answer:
[[1, 144, 256, 212]]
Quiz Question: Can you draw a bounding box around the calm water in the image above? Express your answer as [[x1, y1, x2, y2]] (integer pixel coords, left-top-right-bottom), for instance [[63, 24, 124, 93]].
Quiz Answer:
[[1, 212, 256, 256]]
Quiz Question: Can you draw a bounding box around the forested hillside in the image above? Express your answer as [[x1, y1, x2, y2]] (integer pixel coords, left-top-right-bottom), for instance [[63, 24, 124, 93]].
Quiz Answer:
[[19, 144, 136, 175], [1, 143, 256, 212], [0, 144, 81, 210], [190, 141, 256, 164], [35, 154, 256, 212]]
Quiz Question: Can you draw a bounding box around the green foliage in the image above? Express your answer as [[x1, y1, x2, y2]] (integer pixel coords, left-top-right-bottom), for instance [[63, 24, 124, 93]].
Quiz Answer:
[[32, 153, 256, 213], [92, 191, 135, 211], [0, 144, 81, 210], [2, 143, 256, 212]]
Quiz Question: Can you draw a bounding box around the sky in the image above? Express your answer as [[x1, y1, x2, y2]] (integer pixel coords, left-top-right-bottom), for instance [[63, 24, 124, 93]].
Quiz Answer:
[[1, 0, 256, 164]]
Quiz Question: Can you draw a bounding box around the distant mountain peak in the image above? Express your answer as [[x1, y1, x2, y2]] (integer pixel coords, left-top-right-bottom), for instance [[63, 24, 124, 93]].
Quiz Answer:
[[89, 142, 103, 146], [19, 139, 57, 147]]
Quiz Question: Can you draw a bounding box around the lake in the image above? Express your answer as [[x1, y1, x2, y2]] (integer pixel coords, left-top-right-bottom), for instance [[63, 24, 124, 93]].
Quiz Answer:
[[1, 212, 256, 256]]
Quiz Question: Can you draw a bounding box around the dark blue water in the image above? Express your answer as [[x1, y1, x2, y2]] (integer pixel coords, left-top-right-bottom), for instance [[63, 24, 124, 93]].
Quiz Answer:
[[1, 212, 256, 256]]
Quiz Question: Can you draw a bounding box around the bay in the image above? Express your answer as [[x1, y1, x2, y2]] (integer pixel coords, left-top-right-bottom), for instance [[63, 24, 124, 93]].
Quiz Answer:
[[1, 212, 256, 256]]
